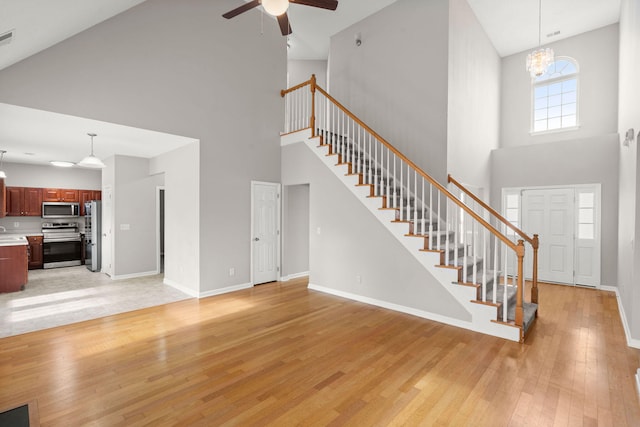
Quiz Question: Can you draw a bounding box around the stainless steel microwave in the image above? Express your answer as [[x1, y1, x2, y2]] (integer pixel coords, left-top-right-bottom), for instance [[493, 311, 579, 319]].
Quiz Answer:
[[42, 202, 80, 218]]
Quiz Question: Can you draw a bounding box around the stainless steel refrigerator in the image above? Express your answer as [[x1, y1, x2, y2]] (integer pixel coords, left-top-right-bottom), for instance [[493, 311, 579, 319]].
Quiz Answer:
[[85, 200, 101, 272]]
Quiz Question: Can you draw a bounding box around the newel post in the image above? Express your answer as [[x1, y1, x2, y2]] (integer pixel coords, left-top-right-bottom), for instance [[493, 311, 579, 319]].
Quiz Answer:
[[310, 74, 316, 137], [515, 240, 525, 329], [531, 234, 539, 304]]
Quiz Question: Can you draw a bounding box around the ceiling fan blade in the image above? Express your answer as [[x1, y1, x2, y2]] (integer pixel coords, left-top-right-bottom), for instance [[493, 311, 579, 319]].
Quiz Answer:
[[289, 0, 338, 11], [277, 13, 293, 36], [222, 0, 260, 19]]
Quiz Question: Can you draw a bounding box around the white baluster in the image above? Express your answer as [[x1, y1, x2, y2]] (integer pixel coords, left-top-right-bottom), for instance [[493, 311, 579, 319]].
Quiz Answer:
[[472, 220, 477, 285], [493, 235, 498, 305], [421, 178, 425, 236], [437, 190, 441, 250], [462, 208, 467, 282], [482, 227, 487, 302], [429, 185, 433, 245], [445, 198, 450, 266], [503, 241, 508, 322]]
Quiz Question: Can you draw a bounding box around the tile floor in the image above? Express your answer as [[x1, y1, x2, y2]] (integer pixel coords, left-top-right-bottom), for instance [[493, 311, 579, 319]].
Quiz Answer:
[[0, 266, 191, 338]]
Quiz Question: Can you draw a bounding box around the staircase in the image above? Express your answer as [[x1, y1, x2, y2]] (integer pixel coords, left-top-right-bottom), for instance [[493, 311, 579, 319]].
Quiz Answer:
[[281, 75, 538, 342]]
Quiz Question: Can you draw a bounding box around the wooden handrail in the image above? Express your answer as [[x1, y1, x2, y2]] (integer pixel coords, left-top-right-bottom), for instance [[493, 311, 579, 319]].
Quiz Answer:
[[280, 78, 312, 97], [448, 174, 537, 247], [312, 85, 518, 252]]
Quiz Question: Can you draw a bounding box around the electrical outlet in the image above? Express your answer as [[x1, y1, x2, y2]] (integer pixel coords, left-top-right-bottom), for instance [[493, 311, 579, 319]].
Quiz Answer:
[[13, 222, 19, 228], [356, 275, 362, 284], [229, 267, 235, 276]]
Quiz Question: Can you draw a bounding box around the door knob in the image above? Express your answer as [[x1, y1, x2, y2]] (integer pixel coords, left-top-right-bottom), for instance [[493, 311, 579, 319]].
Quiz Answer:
[[254, 237, 260, 241]]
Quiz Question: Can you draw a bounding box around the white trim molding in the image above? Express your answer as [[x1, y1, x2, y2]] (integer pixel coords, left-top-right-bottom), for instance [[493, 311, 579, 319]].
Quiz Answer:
[[199, 282, 253, 299], [600, 285, 640, 349], [280, 271, 310, 281], [163, 278, 198, 298]]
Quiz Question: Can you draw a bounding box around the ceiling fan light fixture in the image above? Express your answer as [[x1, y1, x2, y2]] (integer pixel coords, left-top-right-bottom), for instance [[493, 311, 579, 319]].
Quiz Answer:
[[262, 0, 289, 17], [78, 133, 106, 169]]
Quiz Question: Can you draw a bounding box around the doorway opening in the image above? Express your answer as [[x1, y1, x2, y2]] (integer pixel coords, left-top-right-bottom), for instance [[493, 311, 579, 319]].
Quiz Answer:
[[156, 186, 165, 274]]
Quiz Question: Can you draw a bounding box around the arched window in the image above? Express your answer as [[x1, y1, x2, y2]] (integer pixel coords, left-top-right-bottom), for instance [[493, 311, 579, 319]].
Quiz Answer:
[[532, 57, 579, 133]]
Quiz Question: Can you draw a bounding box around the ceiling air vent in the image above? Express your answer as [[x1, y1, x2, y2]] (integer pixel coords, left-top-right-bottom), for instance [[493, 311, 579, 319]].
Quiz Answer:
[[0, 30, 14, 47]]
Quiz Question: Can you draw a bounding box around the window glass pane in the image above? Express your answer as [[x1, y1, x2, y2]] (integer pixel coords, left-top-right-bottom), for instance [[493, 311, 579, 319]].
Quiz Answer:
[[579, 208, 594, 223], [506, 208, 519, 222], [535, 98, 548, 109], [563, 62, 577, 74], [579, 192, 594, 208], [579, 224, 594, 240], [535, 86, 548, 98], [563, 79, 577, 92], [548, 117, 561, 129], [548, 94, 562, 107], [534, 109, 548, 121], [548, 106, 561, 118], [534, 120, 547, 132], [563, 103, 576, 115], [562, 91, 577, 104], [548, 82, 562, 95], [506, 194, 519, 208], [562, 115, 577, 127]]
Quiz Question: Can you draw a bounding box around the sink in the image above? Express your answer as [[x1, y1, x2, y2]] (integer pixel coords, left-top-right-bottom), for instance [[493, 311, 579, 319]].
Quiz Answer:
[[0, 235, 27, 246]]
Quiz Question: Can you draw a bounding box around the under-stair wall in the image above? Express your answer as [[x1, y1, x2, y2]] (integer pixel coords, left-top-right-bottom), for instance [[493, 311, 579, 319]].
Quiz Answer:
[[282, 137, 472, 323]]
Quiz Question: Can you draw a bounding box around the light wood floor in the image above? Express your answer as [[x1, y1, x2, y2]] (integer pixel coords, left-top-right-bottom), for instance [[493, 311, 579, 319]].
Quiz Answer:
[[0, 278, 639, 426]]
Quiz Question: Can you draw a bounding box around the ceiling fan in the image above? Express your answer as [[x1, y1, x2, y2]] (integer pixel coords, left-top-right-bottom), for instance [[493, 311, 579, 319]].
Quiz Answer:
[[222, 0, 339, 36]]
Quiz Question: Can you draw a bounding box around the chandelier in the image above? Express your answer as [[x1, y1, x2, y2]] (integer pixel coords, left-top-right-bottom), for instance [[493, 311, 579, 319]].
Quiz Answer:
[[526, 0, 554, 78]]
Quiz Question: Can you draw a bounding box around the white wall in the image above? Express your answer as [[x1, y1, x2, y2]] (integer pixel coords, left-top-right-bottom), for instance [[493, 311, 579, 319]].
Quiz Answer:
[[0, 162, 101, 189], [0, 0, 286, 294], [617, 0, 640, 341], [328, 0, 450, 184], [282, 141, 470, 321], [282, 183, 309, 278], [447, 0, 501, 194], [287, 60, 327, 89], [491, 134, 619, 286], [500, 24, 619, 148]]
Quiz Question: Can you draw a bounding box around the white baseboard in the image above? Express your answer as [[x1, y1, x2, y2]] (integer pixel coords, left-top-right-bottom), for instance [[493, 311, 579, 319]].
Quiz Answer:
[[308, 282, 476, 333], [601, 285, 640, 349], [110, 270, 158, 281], [280, 271, 309, 281], [199, 282, 253, 299], [636, 369, 640, 399], [163, 278, 199, 298]]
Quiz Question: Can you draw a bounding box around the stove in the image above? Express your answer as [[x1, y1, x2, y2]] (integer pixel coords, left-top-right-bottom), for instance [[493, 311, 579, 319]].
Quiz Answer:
[[41, 222, 82, 268]]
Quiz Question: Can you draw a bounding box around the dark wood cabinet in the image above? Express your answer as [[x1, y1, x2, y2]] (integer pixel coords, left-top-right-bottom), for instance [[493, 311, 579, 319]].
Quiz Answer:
[[0, 244, 28, 293], [79, 190, 102, 215], [0, 178, 5, 218], [27, 235, 43, 270], [43, 188, 79, 202], [6, 187, 42, 216]]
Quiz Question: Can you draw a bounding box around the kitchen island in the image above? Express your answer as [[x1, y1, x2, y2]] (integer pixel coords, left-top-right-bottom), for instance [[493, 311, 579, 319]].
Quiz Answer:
[[0, 236, 28, 293]]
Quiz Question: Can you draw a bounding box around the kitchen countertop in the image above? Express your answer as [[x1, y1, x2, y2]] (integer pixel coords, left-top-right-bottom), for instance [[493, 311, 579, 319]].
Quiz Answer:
[[0, 235, 28, 247]]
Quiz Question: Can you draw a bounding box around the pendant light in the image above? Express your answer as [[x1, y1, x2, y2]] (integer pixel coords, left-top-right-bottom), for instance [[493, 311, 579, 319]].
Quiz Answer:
[[78, 133, 106, 169], [526, 0, 554, 78], [262, 0, 289, 16], [0, 150, 6, 179]]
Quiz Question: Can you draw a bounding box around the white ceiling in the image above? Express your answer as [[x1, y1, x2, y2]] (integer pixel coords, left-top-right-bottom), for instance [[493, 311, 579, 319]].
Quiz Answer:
[[0, 0, 621, 167]]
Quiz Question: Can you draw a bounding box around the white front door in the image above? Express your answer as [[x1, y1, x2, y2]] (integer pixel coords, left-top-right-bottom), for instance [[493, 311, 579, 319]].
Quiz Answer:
[[522, 188, 575, 284], [102, 185, 113, 277], [251, 182, 280, 285]]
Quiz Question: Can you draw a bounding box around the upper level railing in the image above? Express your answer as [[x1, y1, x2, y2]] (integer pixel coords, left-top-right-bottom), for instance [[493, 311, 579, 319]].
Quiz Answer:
[[447, 175, 539, 303], [282, 75, 531, 333]]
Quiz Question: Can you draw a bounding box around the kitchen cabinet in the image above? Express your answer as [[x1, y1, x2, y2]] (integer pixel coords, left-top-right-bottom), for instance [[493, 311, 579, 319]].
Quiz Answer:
[[79, 190, 101, 215], [0, 178, 5, 218], [6, 187, 43, 216], [43, 188, 79, 202], [27, 235, 43, 270], [0, 244, 28, 293]]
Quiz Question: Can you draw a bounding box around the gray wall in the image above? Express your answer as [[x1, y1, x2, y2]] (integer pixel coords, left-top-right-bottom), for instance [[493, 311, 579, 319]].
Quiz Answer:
[[491, 134, 619, 286], [282, 183, 309, 277], [447, 0, 501, 194], [282, 141, 470, 321], [287, 60, 327, 89], [150, 142, 200, 294], [0, 162, 101, 189], [328, 0, 450, 184], [113, 155, 163, 277], [0, 0, 286, 293], [617, 0, 640, 340], [500, 24, 619, 148]]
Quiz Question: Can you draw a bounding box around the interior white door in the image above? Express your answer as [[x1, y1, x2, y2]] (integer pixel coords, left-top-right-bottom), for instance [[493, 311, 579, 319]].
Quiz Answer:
[[522, 188, 575, 284], [252, 182, 280, 285]]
